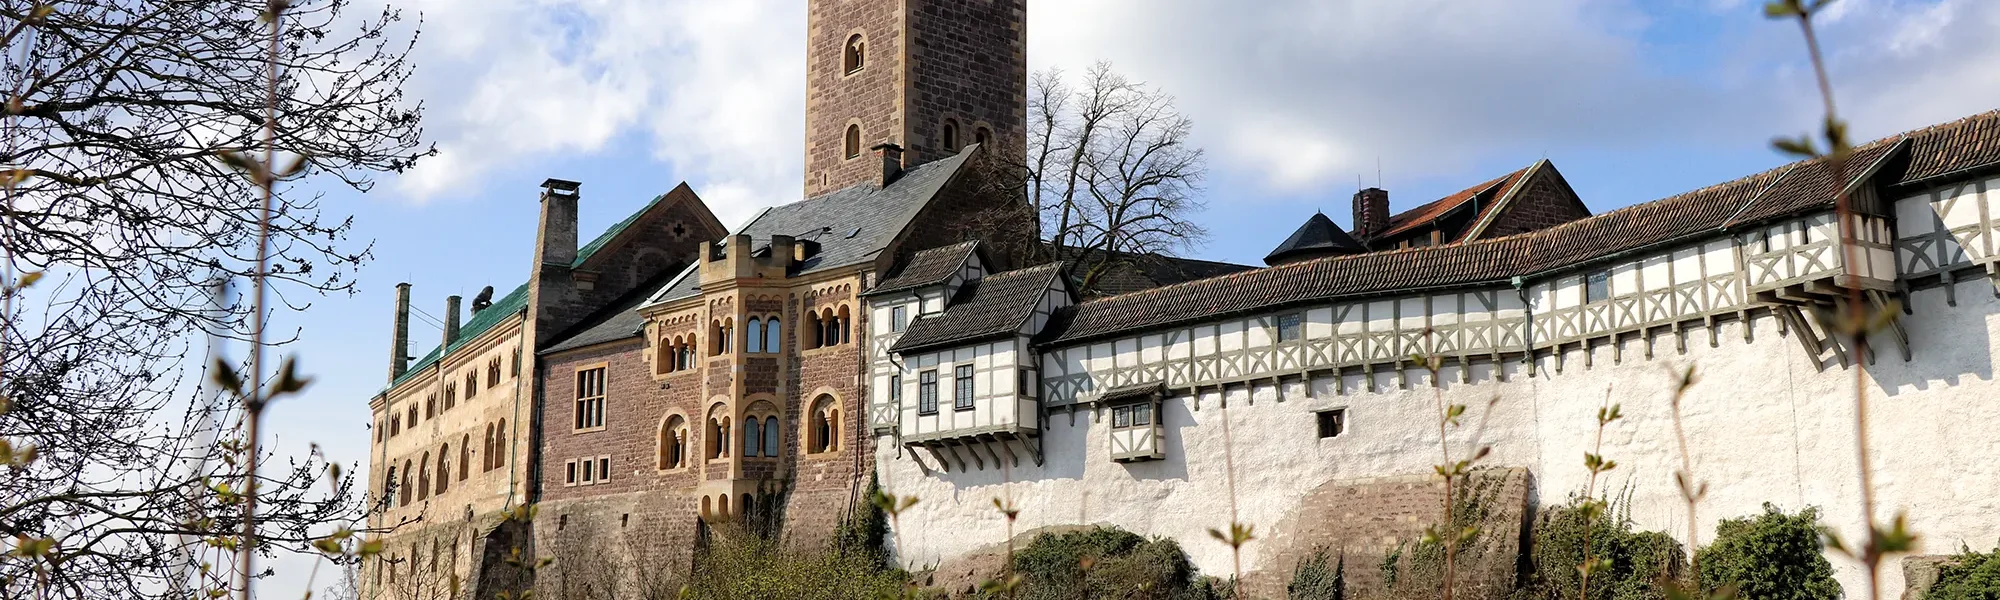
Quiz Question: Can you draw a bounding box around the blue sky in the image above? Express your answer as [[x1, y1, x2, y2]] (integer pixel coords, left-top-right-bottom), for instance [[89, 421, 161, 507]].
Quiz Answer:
[[254, 0, 2000, 593]]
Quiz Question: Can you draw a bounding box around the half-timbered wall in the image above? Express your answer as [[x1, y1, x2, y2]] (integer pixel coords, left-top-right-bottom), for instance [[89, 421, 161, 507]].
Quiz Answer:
[[867, 254, 988, 433], [893, 337, 1036, 443], [1895, 176, 2000, 279]]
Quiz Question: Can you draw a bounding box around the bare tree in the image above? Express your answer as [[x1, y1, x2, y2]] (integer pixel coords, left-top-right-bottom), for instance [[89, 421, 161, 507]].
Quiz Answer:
[[1020, 62, 1207, 294], [0, 0, 427, 597]]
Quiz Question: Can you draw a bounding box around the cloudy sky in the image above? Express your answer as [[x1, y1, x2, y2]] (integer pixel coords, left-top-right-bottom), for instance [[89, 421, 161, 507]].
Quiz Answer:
[[258, 0, 1999, 594]]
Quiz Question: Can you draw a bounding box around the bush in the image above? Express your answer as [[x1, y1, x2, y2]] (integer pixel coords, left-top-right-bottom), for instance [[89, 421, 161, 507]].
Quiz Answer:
[[1926, 543, 2000, 600], [1517, 493, 1686, 600], [1006, 526, 1223, 600], [1377, 473, 1510, 600], [1288, 547, 1345, 600], [1695, 504, 1840, 600], [685, 525, 913, 600]]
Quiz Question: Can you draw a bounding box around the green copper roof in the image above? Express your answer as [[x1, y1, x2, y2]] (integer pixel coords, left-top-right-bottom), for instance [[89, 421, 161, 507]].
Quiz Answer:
[[571, 192, 671, 268], [390, 283, 529, 389]]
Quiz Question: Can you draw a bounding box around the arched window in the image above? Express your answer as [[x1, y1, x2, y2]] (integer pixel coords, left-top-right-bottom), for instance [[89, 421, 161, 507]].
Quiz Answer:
[[458, 434, 470, 481], [384, 466, 397, 507], [482, 424, 495, 471], [399, 460, 413, 506], [807, 395, 840, 454], [844, 125, 862, 159], [495, 418, 508, 468], [435, 446, 450, 495], [942, 120, 959, 152], [763, 416, 779, 457], [765, 318, 782, 354], [843, 34, 865, 74], [487, 357, 501, 388], [417, 453, 431, 501], [976, 127, 992, 146], [743, 417, 762, 458], [660, 415, 688, 469], [837, 306, 852, 345], [746, 318, 764, 354], [705, 406, 731, 460], [425, 394, 435, 419], [390, 416, 400, 437], [406, 404, 417, 426], [464, 371, 477, 401], [805, 312, 823, 350]]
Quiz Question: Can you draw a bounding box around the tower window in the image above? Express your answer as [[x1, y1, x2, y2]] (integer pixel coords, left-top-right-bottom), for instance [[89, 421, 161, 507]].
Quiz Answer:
[[844, 124, 862, 159], [843, 34, 865, 74], [942, 120, 959, 152], [975, 127, 991, 146]]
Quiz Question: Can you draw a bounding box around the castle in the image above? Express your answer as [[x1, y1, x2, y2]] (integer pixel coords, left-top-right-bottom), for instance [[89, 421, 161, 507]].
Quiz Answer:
[[362, 0, 2000, 597]]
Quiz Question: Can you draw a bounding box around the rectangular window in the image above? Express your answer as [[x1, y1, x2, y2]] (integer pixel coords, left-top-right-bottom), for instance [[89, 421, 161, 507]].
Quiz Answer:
[[581, 458, 594, 483], [1113, 406, 1132, 428], [1277, 313, 1303, 343], [574, 367, 606, 430], [1585, 270, 1610, 303], [891, 306, 907, 333], [918, 370, 938, 415], [889, 374, 902, 404], [564, 461, 577, 485], [1020, 368, 1032, 398], [1132, 403, 1152, 427], [598, 457, 610, 482], [954, 365, 975, 410], [1112, 403, 1153, 430], [1317, 409, 1346, 439]]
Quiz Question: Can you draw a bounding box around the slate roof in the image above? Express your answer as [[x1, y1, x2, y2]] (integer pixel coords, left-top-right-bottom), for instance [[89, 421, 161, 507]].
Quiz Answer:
[[540, 266, 691, 354], [1375, 166, 1530, 241], [1264, 212, 1366, 264], [890, 263, 1065, 354], [1037, 108, 2000, 347], [647, 148, 976, 306], [392, 283, 529, 388], [865, 240, 980, 297]]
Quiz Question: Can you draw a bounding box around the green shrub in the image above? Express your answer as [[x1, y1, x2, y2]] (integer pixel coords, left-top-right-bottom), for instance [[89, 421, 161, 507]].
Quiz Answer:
[[1377, 473, 1509, 599], [1288, 547, 1345, 600], [685, 525, 911, 600], [1517, 493, 1686, 600], [1695, 504, 1840, 600], [1926, 543, 2000, 600], [1006, 526, 1222, 600]]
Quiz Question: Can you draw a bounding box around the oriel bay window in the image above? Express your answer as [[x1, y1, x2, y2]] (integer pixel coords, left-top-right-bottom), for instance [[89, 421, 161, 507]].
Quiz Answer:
[[1104, 384, 1166, 463]]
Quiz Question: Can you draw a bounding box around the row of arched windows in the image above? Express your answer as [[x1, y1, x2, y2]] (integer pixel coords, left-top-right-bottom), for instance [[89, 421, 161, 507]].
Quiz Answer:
[[806, 307, 852, 350], [744, 316, 782, 353], [385, 419, 505, 509], [379, 348, 520, 447]]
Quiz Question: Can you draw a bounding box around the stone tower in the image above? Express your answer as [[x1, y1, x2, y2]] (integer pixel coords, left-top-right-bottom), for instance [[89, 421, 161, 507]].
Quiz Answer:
[[804, 0, 1027, 198]]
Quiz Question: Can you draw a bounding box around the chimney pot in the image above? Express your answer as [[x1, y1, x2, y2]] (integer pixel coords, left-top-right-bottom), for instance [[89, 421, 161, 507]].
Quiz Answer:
[[873, 143, 905, 188], [388, 283, 411, 383], [1354, 187, 1390, 240], [443, 295, 462, 347]]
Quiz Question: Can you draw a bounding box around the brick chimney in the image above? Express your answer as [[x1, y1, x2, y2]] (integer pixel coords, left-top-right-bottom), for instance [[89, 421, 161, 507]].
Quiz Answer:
[[1353, 187, 1390, 239], [388, 282, 411, 383], [874, 143, 905, 188], [536, 178, 582, 267], [443, 295, 462, 347]]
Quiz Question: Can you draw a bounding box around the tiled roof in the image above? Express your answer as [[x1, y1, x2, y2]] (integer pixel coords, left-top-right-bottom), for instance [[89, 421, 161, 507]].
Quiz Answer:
[[647, 148, 976, 306], [1375, 166, 1529, 240], [540, 266, 690, 355], [890, 263, 1065, 354], [1264, 212, 1366, 264], [391, 283, 529, 388], [1038, 108, 2000, 347], [865, 240, 980, 297]]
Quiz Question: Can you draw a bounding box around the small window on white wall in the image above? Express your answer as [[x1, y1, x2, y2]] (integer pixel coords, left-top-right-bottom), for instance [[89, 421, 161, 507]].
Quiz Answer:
[[954, 365, 975, 410], [1316, 409, 1345, 439], [1276, 313, 1303, 343], [1585, 270, 1610, 304], [891, 306, 907, 333]]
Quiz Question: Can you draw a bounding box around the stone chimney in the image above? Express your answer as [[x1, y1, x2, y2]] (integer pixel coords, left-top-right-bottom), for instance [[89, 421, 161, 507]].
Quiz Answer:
[[443, 295, 462, 347], [1353, 187, 1390, 239], [874, 143, 905, 188], [388, 282, 411, 383], [769, 234, 797, 269], [536, 178, 582, 267]]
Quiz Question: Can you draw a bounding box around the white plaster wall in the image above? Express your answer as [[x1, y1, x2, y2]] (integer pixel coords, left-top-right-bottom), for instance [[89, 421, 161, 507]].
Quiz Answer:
[[874, 277, 2000, 597]]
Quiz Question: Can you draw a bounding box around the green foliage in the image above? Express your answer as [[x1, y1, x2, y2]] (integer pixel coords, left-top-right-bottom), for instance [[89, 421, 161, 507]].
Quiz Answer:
[[684, 525, 911, 600], [1518, 494, 1686, 600], [834, 475, 892, 567], [1695, 504, 1840, 600], [1287, 547, 1345, 600], [1926, 543, 2000, 600], [1005, 526, 1223, 600]]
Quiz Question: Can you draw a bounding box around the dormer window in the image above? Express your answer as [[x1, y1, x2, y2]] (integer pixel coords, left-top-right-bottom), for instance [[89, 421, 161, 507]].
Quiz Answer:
[[843, 34, 865, 74]]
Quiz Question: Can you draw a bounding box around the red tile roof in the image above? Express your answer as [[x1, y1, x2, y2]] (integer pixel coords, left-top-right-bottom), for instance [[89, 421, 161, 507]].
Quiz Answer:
[[1037, 108, 2000, 347], [1375, 166, 1529, 240]]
